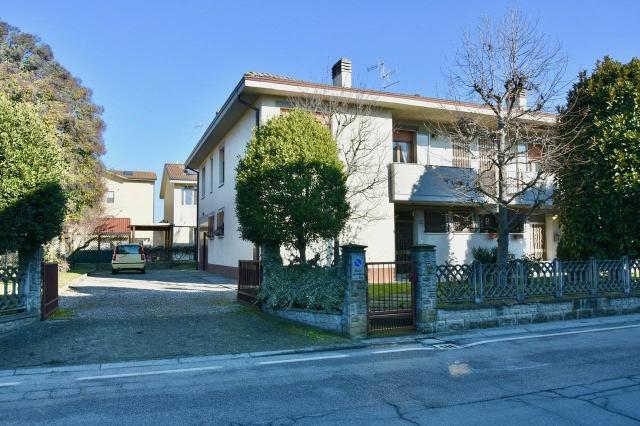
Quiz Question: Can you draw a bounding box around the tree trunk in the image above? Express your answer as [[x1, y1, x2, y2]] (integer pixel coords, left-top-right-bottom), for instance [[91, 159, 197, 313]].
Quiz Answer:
[[296, 237, 307, 264], [496, 121, 510, 264], [497, 205, 510, 264], [260, 242, 282, 269], [333, 235, 340, 266]]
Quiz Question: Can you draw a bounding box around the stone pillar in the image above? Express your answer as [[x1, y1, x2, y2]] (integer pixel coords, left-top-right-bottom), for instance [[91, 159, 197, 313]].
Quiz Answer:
[[19, 247, 43, 317], [411, 244, 437, 334], [340, 244, 368, 339]]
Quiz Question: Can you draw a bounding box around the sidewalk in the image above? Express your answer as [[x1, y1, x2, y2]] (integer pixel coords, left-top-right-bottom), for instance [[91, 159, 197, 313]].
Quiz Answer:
[[2, 313, 639, 378]]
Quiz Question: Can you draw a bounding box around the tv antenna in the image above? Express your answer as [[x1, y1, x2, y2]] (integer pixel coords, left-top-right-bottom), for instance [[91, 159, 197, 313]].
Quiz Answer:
[[367, 59, 399, 89]]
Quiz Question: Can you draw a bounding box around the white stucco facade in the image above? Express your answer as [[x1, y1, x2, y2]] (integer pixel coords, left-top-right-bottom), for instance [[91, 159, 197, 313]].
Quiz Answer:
[[185, 70, 558, 277], [103, 172, 155, 243]]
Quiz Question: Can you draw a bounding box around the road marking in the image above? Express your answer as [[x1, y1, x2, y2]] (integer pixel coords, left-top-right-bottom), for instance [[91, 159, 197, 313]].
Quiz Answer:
[[461, 323, 640, 349], [372, 347, 433, 354], [0, 382, 20, 387], [257, 354, 349, 365], [77, 365, 223, 381]]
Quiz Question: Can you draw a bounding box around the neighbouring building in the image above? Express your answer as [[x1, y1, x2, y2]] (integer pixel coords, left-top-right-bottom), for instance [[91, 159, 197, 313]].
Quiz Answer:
[[185, 58, 560, 277], [159, 163, 198, 245], [102, 169, 157, 245]]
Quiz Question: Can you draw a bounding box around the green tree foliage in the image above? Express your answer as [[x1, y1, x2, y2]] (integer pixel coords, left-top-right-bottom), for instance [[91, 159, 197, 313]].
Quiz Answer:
[[0, 21, 106, 220], [0, 94, 66, 253], [556, 57, 640, 259], [236, 109, 350, 263]]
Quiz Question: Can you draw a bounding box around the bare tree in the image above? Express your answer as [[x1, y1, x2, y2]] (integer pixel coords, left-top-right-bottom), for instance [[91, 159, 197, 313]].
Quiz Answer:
[[288, 92, 390, 262], [429, 8, 575, 263]]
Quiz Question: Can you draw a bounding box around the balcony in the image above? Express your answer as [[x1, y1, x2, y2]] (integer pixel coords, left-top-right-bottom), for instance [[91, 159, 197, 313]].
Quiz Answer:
[[388, 163, 553, 206]]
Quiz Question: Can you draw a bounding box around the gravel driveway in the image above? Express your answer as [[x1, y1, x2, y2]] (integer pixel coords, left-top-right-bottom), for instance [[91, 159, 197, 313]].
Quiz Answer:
[[0, 269, 347, 369]]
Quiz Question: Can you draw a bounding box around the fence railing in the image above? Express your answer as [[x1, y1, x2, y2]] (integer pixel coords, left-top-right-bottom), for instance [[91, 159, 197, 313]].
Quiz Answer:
[[436, 257, 640, 305], [237, 260, 262, 303], [1, 252, 25, 314]]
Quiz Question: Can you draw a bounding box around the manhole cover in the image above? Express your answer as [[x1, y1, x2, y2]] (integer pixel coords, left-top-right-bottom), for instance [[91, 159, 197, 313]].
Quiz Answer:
[[433, 343, 461, 350]]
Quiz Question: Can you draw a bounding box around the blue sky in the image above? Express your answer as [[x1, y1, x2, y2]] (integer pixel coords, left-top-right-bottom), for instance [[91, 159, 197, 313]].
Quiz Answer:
[[2, 1, 638, 221]]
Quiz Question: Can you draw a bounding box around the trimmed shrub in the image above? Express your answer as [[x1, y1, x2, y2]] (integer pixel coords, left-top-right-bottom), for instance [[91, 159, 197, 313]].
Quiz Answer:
[[257, 265, 346, 312]]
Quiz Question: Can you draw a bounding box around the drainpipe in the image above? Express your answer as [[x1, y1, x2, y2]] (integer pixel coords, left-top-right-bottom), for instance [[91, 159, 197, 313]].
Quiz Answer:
[[185, 166, 200, 270], [237, 96, 260, 128]]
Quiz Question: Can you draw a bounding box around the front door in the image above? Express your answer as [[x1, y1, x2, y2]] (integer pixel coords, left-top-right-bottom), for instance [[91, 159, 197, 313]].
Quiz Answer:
[[530, 223, 546, 260], [395, 212, 413, 275]]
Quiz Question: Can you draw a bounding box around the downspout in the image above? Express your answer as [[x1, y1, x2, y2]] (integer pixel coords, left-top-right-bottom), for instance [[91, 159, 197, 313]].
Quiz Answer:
[[237, 95, 260, 128], [237, 95, 261, 260], [185, 166, 200, 270]]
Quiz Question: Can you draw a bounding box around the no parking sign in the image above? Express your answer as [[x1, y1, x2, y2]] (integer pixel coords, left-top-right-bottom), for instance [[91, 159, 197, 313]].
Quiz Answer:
[[351, 253, 365, 281]]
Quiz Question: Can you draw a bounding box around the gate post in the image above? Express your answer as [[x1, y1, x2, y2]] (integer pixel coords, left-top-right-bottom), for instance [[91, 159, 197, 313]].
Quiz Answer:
[[411, 245, 437, 334], [340, 244, 368, 339]]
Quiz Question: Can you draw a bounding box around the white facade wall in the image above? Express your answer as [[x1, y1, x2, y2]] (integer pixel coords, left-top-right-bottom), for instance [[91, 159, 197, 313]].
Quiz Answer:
[[197, 109, 256, 268], [103, 175, 154, 243], [193, 93, 556, 270]]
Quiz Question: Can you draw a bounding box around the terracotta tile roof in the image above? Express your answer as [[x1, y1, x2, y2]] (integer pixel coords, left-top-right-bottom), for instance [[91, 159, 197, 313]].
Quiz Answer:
[[243, 72, 558, 119], [108, 169, 157, 181], [95, 217, 131, 234], [164, 163, 197, 182]]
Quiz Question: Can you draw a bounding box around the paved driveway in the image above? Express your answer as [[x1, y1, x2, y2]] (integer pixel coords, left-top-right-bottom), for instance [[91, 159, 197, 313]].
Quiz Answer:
[[0, 270, 347, 369]]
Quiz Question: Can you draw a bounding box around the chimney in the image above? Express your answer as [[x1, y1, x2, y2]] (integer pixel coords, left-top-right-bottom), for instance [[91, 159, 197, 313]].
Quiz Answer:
[[516, 90, 527, 111], [332, 58, 352, 88]]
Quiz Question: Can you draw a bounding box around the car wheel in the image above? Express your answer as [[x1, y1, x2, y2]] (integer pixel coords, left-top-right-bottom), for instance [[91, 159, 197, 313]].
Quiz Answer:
[[111, 269, 117, 275], [141, 268, 146, 274]]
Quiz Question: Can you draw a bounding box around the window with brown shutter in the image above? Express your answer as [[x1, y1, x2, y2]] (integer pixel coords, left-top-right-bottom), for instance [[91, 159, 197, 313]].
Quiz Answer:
[[452, 137, 471, 168], [216, 209, 224, 237], [393, 131, 416, 163], [207, 215, 215, 239]]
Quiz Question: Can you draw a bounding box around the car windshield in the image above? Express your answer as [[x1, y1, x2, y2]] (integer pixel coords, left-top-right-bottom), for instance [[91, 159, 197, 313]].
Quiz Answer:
[[116, 245, 142, 254]]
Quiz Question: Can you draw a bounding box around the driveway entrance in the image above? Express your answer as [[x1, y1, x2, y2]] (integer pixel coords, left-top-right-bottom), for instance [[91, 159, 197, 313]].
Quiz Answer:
[[0, 269, 347, 369]]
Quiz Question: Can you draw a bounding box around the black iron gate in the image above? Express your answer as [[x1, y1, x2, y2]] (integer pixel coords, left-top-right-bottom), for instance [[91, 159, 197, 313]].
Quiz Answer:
[[366, 261, 415, 333]]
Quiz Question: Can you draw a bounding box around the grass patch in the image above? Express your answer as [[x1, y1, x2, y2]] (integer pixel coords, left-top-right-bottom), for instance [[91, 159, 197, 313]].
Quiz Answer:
[[58, 264, 97, 287], [46, 308, 75, 320]]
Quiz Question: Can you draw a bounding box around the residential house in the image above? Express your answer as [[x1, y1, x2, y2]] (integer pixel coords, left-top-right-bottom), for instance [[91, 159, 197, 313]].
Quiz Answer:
[[103, 169, 157, 245], [185, 58, 560, 277], [159, 163, 198, 245]]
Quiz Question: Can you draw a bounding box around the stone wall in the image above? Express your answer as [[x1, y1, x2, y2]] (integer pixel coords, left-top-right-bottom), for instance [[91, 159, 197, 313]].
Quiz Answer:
[[435, 296, 640, 332], [262, 307, 344, 334]]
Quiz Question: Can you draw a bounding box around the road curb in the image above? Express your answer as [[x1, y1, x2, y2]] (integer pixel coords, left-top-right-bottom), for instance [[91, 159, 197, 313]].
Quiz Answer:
[[4, 314, 640, 378]]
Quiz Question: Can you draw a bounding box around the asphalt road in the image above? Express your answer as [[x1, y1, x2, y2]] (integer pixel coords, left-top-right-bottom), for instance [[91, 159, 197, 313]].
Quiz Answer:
[[1, 320, 639, 425]]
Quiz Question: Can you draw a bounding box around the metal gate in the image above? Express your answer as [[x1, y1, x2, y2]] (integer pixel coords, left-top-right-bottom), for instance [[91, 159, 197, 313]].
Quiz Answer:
[[366, 261, 415, 333], [237, 260, 262, 303], [41, 262, 59, 319]]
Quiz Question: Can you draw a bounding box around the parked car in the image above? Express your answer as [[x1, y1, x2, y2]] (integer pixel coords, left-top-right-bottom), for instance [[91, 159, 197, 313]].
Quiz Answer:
[[111, 244, 146, 274]]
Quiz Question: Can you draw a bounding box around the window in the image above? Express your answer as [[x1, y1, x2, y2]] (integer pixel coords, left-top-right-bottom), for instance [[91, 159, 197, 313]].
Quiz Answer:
[[105, 191, 114, 203], [478, 214, 497, 233], [478, 213, 525, 233], [201, 166, 206, 198], [207, 215, 215, 239], [215, 209, 224, 237], [452, 137, 471, 168], [424, 210, 447, 233], [509, 214, 525, 233], [219, 146, 225, 185], [393, 131, 415, 163], [182, 188, 195, 205], [115, 244, 142, 255], [209, 156, 214, 193], [450, 208, 475, 232]]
